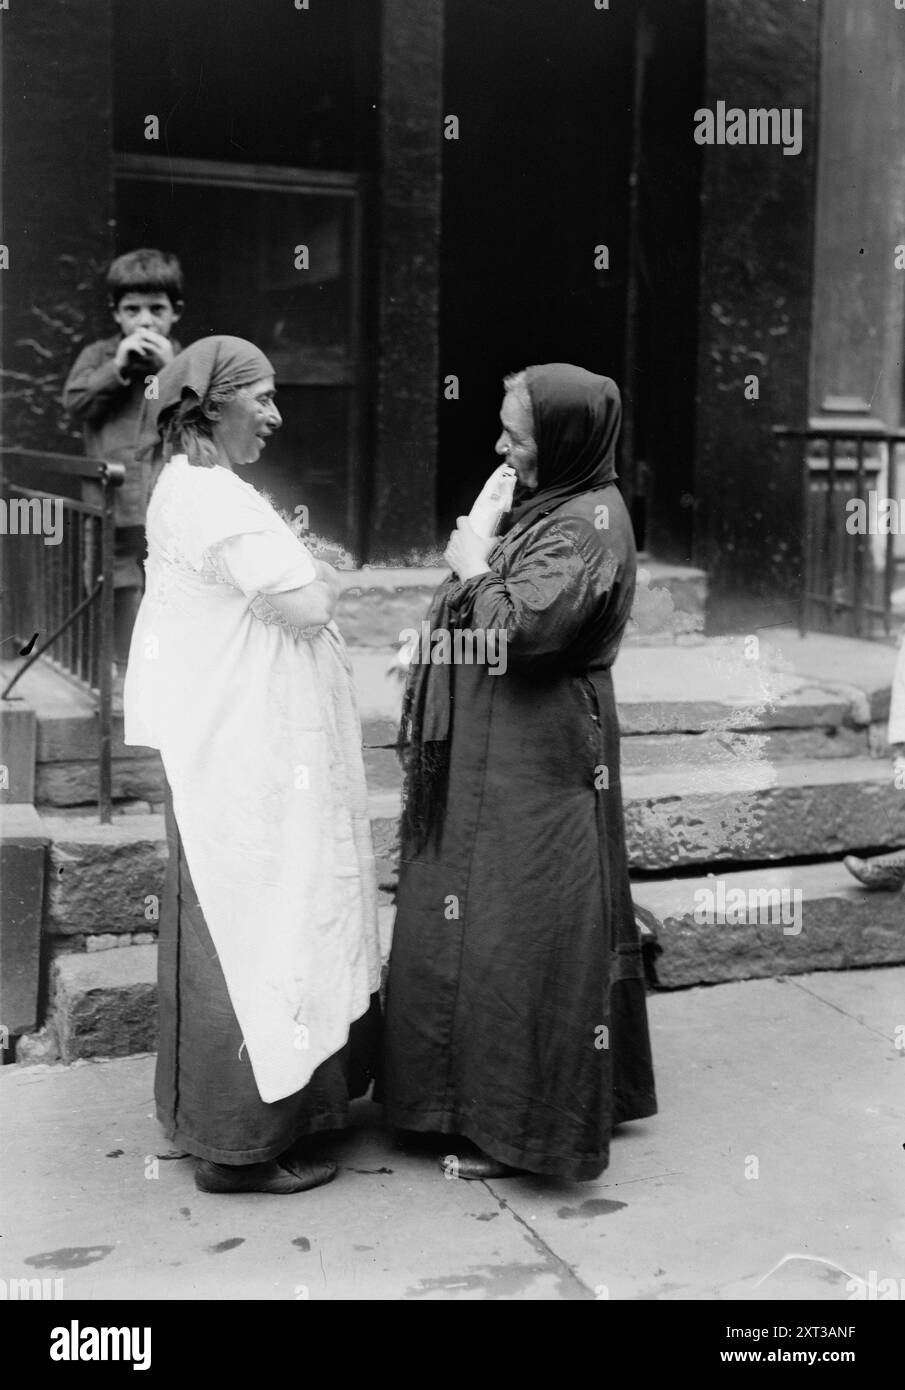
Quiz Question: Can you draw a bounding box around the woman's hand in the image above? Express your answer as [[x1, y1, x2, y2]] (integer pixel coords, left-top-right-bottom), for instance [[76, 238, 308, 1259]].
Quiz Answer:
[[264, 566, 338, 631], [445, 516, 494, 581], [313, 557, 341, 602]]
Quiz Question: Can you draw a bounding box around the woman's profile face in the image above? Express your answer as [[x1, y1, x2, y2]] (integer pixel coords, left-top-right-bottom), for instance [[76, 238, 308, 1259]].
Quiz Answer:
[[210, 376, 282, 468], [495, 391, 538, 488]]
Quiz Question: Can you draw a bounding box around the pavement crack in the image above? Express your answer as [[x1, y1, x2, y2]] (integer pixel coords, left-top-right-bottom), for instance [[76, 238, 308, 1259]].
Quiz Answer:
[[595, 1169, 685, 1189], [485, 1186, 596, 1300], [784, 976, 896, 1042]]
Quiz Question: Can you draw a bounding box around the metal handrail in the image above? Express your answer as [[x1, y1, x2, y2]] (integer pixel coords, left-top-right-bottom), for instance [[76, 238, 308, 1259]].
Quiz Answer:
[[1, 581, 103, 699], [1, 447, 125, 822], [773, 424, 905, 639]]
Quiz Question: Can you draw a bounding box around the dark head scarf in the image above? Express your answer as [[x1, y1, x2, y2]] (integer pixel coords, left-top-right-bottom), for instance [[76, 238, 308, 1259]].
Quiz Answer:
[[137, 334, 274, 460], [502, 363, 621, 534], [399, 362, 623, 855]]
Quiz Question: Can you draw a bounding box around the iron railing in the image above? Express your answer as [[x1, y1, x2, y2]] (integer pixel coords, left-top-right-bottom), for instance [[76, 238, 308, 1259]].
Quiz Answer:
[[0, 448, 124, 821], [773, 422, 905, 639]]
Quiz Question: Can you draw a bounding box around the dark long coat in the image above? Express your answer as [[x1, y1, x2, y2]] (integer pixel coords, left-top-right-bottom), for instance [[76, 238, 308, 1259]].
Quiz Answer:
[[383, 481, 657, 1180]]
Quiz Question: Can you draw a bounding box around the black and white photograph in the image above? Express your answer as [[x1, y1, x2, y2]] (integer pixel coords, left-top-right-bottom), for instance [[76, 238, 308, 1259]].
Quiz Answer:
[[0, 0, 903, 1342]]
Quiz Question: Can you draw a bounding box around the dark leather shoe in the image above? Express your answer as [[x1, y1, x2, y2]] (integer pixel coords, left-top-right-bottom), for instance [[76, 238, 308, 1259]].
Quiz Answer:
[[195, 1158, 337, 1194], [844, 852, 905, 890], [440, 1152, 523, 1180]]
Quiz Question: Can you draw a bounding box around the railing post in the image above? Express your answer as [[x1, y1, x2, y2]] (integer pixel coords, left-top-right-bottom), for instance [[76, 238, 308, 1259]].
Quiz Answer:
[[0, 449, 125, 822], [97, 464, 116, 825], [852, 436, 865, 638]]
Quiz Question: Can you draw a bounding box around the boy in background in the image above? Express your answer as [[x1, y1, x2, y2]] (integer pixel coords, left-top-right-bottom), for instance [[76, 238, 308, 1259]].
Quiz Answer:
[[64, 249, 184, 671]]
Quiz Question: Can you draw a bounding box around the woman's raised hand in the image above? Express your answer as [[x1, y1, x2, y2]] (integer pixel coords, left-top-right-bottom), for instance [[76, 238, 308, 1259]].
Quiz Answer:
[[444, 516, 494, 581]]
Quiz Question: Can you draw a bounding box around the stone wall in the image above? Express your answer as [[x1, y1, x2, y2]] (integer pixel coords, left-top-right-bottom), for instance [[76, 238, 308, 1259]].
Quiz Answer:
[[369, 0, 445, 560], [810, 0, 905, 429], [694, 0, 822, 629], [1, 0, 115, 451]]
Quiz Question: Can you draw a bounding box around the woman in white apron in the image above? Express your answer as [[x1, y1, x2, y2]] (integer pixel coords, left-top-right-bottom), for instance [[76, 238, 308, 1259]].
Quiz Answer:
[[124, 336, 381, 1194]]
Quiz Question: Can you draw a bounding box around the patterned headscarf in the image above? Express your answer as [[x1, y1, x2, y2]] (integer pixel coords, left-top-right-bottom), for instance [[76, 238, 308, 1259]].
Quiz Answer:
[[138, 335, 274, 459]]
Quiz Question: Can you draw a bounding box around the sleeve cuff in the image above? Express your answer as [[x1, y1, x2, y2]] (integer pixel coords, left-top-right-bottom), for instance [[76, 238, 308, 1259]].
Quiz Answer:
[[96, 356, 131, 391], [446, 570, 494, 608]]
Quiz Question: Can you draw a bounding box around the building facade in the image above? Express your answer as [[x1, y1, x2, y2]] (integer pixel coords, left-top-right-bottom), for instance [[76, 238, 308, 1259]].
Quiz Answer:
[[3, 0, 904, 628]]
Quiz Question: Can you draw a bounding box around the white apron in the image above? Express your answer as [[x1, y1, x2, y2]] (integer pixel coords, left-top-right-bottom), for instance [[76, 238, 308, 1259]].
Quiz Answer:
[[124, 455, 380, 1103]]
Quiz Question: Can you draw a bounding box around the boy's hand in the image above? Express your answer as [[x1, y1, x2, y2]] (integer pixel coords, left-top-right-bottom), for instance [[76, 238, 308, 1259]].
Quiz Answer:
[[138, 330, 176, 368], [114, 330, 174, 375]]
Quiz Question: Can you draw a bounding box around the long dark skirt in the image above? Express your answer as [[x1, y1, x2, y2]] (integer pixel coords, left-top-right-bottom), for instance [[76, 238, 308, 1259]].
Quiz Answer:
[[156, 785, 381, 1164], [383, 663, 657, 1181]]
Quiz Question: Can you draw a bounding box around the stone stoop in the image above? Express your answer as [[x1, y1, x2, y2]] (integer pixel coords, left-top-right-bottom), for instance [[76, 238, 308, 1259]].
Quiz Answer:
[[13, 560, 708, 812], [16, 906, 397, 1068], [9, 622, 905, 1063], [0, 656, 164, 810], [44, 945, 160, 1064], [619, 633, 905, 983], [13, 799, 398, 1066], [632, 863, 905, 988], [356, 630, 905, 992], [336, 559, 708, 649]]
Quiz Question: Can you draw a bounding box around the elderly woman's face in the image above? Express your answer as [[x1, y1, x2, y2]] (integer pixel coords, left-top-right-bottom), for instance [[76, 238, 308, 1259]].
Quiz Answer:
[[210, 376, 282, 467], [495, 391, 538, 488]]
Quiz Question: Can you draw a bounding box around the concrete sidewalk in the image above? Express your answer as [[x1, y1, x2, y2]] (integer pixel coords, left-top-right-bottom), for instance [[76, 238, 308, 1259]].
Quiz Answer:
[[2, 966, 902, 1302]]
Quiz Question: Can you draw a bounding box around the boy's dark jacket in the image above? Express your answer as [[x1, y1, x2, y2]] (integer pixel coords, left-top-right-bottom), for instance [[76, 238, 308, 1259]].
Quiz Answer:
[[64, 334, 182, 527]]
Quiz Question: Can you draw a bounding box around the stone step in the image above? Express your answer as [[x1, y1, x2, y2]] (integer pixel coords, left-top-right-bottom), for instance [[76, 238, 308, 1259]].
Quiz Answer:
[[355, 629, 892, 741], [632, 861, 905, 989], [11, 628, 894, 809], [335, 559, 707, 649], [36, 753, 164, 808], [620, 725, 873, 767], [627, 559, 707, 642], [362, 743, 402, 793], [38, 754, 905, 943], [361, 726, 877, 797], [34, 716, 885, 808], [41, 811, 168, 938], [45, 943, 159, 1063], [622, 756, 905, 870], [15, 906, 397, 1066], [335, 568, 447, 648], [349, 756, 905, 873], [39, 799, 399, 940], [23, 855, 904, 1066]]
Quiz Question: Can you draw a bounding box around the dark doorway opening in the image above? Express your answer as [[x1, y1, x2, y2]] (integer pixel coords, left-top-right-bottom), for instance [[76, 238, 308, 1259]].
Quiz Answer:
[[438, 0, 635, 529], [439, 0, 704, 566], [623, 0, 705, 564]]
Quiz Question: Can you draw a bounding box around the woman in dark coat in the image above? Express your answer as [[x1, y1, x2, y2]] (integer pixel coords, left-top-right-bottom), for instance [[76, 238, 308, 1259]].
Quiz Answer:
[[383, 362, 657, 1181]]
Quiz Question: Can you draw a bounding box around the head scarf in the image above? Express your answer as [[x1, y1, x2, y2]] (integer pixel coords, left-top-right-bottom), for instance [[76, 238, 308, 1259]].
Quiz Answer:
[[137, 334, 274, 460], [502, 363, 621, 534], [399, 362, 623, 856]]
